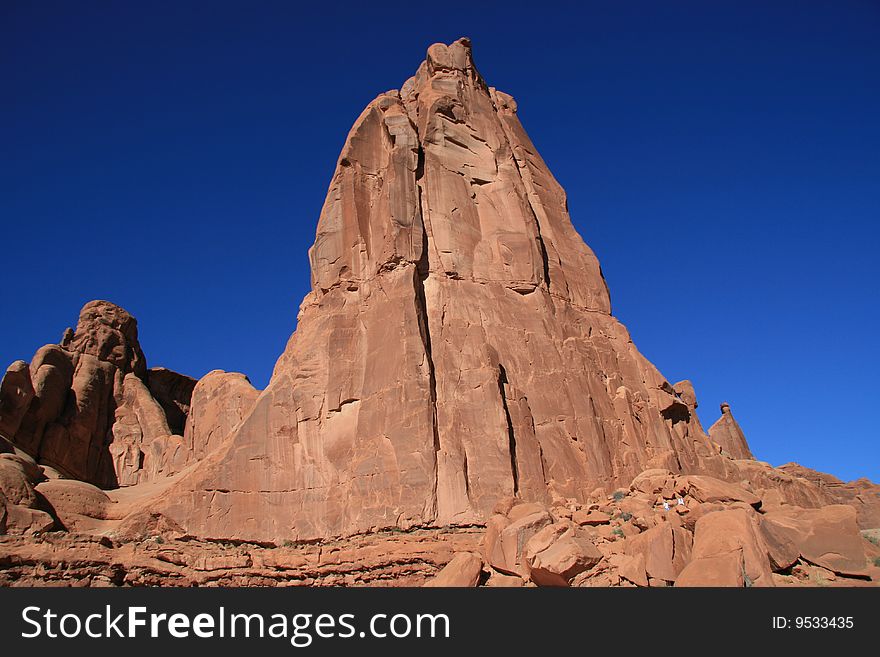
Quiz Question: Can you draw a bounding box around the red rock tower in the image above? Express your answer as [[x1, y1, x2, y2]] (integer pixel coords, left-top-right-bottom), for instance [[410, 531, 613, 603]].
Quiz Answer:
[[152, 39, 743, 543]]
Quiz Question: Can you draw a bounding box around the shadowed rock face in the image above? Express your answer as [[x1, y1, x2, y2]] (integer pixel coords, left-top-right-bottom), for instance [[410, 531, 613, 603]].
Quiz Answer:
[[153, 39, 766, 543], [146, 367, 197, 437]]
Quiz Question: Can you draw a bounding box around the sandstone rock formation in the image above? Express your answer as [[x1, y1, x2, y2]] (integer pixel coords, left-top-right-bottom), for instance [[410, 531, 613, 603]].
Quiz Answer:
[[183, 370, 259, 463], [708, 402, 754, 460], [149, 37, 771, 545], [0, 301, 201, 488], [0, 38, 877, 588]]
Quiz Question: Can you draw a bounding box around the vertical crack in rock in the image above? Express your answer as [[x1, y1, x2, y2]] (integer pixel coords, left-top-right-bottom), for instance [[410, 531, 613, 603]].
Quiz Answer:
[[411, 140, 443, 521], [537, 442, 548, 488], [415, 266, 441, 520], [497, 364, 519, 496], [462, 448, 471, 500]]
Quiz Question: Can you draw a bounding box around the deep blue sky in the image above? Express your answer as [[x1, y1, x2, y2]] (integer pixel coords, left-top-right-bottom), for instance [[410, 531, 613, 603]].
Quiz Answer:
[[2, 1, 878, 481]]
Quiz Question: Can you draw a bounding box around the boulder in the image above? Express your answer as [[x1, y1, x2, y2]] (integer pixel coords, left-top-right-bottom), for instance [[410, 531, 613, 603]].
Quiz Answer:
[[572, 509, 610, 526], [524, 522, 602, 586], [0, 449, 53, 536], [676, 553, 744, 587], [756, 514, 800, 571], [672, 380, 698, 410], [36, 479, 115, 529], [423, 552, 483, 587], [483, 509, 553, 577], [676, 475, 761, 507], [675, 508, 773, 586], [630, 469, 675, 496], [485, 569, 525, 587], [761, 505, 867, 577], [112, 510, 186, 543], [616, 553, 649, 587], [506, 501, 549, 523], [625, 523, 692, 584], [0, 457, 39, 507], [3, 504, 55, 535]]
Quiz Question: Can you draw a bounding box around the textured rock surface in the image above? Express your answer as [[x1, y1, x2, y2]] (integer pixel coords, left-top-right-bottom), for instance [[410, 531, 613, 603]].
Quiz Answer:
[[0, 436, 56, 536], [110, 373, 175, 485], [0, 461, 875, 587], [625, 523, 692, 583], [0, 361, 34, 439], [135, 371, 260, 482], [0, 527, 484, 587], [183, 371, 259, 462], [66, 300, 147, 378], [482, 502, 553, 578], [36, 479, 116, 532]]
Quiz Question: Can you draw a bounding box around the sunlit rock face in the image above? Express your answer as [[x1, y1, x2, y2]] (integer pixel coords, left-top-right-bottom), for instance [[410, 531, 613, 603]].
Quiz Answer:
[[153, 39, 749, 544]]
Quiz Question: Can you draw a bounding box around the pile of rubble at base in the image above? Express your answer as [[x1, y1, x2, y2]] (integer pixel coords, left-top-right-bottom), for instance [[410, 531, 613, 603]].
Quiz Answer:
[[426, 469, 880, 587]]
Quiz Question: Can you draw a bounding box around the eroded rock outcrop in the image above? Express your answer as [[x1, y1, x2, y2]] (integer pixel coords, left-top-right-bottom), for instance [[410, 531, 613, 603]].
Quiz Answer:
[[708, 402, 754, 460], [0, 301, 201, 489]]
